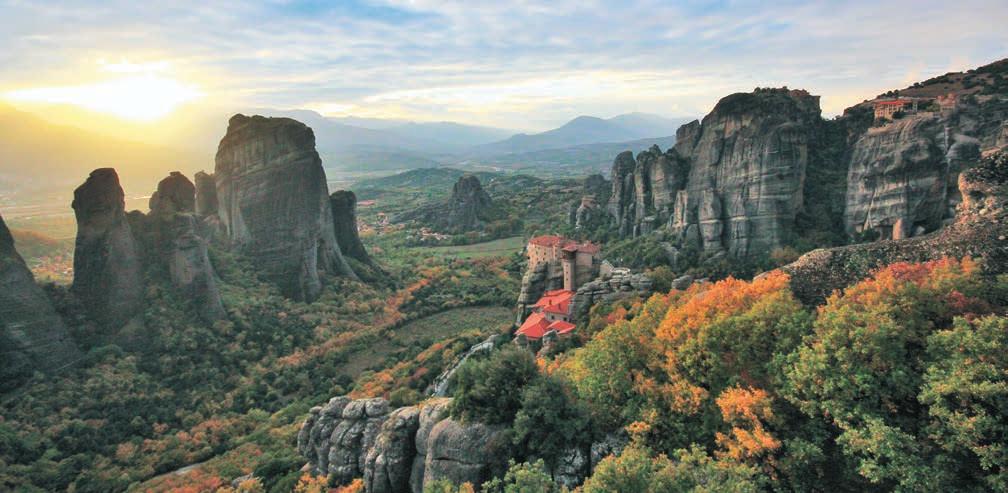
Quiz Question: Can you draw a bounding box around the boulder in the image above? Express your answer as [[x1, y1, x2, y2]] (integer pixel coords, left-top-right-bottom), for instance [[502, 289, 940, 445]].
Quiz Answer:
[[214, 114, 356, 301], [71, 168, 143, 327], [409, 399, 451, 493]]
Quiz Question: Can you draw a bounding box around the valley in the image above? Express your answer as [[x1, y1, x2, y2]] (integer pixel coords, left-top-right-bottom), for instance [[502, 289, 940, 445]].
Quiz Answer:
[[1, 39, 1007, 493]]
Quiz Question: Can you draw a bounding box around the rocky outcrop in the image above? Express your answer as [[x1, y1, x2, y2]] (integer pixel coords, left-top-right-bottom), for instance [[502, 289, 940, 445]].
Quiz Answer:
[[570, 269, 653, 319], [330, 190, 372, 265], [71, 168, 143, 327], [784, 150, 1008, 305], [409, 399, 451, 493], [149, 171, 196, 215], [397, 175, 499, 233], [138, 172, 226, 322], [364, 406, 421, 493], [572, 174, 611, 231], [422, 418, 508, 489], [214, 114, 356, 301], [298, 397, 509, 493], [515, 262, 560, 323], [0, 213, 81, 388]]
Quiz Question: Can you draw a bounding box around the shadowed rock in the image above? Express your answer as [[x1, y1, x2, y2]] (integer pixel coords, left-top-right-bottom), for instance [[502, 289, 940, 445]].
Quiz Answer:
[[0, 213, 81, 389], [214, 114, 356, 301], [194, 171, 218, 217], [149, 171, 196, 215], [330, 190, 372, 265], [71, 168, 143, 327]]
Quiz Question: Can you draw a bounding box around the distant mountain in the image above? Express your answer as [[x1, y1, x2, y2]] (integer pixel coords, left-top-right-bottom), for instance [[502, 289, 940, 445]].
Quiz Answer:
[[0, 104, 203, 199], [472, 113, 692, 156], [386, 121, 514, 150], [251, 109, 516, 156], [462, 136, 678, 176]]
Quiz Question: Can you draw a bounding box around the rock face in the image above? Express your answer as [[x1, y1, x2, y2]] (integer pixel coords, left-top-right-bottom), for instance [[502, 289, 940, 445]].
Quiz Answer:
[[364, 406, 421, 493], [166, 214, 226, 321], [330, 190, 372, 265], [0, 213, 81, 388], [422, 418, 508, 489], [194, 171, 218, 217], [139, 172, 226, 322], [784, 150, 1008, 305], [298, 397, 507, 493], [71, 168, 143, 327], [214, 114, 356, 301]]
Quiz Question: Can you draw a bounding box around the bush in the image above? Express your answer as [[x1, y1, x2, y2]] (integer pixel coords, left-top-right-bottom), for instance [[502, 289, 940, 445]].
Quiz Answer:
[[449, 345, 539, 424]]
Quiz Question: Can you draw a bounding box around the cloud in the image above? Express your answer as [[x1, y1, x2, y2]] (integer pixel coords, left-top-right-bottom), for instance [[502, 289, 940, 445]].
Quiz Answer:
[[0, 0, 1005, 129]]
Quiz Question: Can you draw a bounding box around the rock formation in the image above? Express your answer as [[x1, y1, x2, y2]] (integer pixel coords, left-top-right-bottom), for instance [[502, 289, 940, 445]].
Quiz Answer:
[[165, 213, 226, 321], [571, 174, 610, 231], [397, 174, 499, 233], [0, 213, 81, 388], [71, 168, 143, 327], [569, 268, 653, 319], [298, 397, 508, 493], [784, 150, 1008, 305], [330, 190, 373, 265], [136, 172, 226, 322], [149, 171, 196, 215], [214, 114, 356, 301], [193, 171, 218, 217]]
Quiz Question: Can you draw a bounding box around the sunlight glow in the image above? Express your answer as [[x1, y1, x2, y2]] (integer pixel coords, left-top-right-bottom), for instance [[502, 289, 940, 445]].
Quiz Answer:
[[4, 75, 203, 122]]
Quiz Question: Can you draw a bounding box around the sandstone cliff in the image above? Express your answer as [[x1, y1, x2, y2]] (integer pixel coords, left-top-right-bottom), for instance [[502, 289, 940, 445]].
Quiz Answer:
[[298, 397, 509, 493], [784, 150, 1008, 305], [609, 89, 822, 259], [130, 172, 227, 322], [0, 213, 81, 388], [71, 168, 143, 328], [214, 114, 356, 301]]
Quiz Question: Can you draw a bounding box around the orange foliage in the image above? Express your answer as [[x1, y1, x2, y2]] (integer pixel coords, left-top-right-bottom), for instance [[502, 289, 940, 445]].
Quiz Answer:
[[657, 271, 791, 345], [825, 257, 987, 318], [714, 387, 781, 462]]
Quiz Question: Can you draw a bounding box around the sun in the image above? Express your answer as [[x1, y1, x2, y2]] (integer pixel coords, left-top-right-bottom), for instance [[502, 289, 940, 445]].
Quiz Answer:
[[4, 74, 203, 122]]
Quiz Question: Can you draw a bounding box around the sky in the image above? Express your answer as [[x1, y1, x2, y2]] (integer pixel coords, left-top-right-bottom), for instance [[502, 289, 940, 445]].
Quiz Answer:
[[1, 0, 1006, 131]]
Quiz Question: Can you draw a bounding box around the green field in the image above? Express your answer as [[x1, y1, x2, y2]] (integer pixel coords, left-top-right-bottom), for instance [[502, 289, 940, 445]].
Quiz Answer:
[[411, 235, 526, 259]]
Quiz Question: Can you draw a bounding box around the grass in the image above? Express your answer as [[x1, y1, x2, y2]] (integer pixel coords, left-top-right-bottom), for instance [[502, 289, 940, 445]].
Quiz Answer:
[[410, 235, 525, 259]]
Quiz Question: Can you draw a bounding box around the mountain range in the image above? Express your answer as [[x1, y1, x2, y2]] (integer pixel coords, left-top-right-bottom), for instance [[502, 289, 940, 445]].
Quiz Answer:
[[0, 103, 691, 200]]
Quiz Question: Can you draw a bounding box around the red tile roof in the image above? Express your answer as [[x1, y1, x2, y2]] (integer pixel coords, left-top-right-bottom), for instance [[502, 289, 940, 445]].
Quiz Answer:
[[547, 320, 575, 334], [516, 312, 550, 339], [516, 312, 577, 340], [534, 290, 574, 315]]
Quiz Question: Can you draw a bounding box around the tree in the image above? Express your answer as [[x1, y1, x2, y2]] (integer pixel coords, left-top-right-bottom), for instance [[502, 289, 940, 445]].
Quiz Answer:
[[512, 375, 589, 476], [449, 345, 540, 424], [784, 258, 1000, 490], [482, 460, 561, 493]]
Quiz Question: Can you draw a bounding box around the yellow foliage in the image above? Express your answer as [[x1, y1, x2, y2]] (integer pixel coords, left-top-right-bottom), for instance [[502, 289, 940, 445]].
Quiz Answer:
[[714, 387, 780, 462]]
